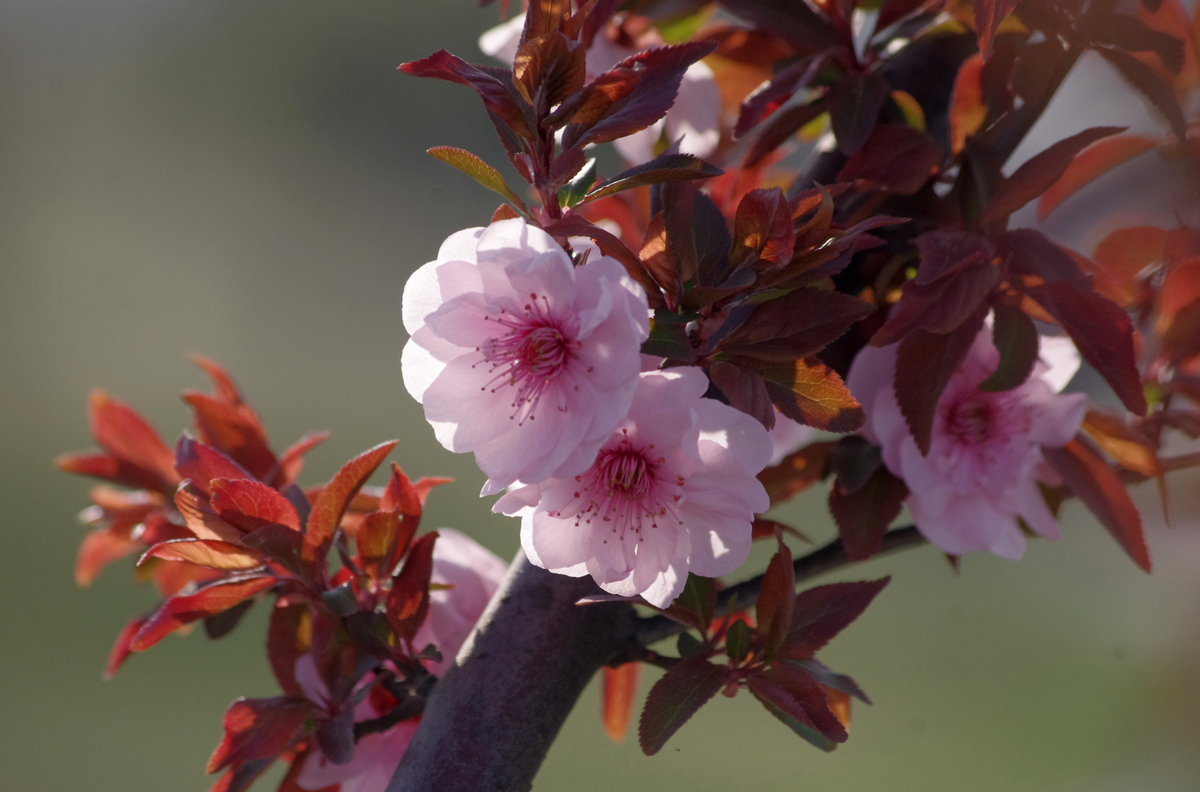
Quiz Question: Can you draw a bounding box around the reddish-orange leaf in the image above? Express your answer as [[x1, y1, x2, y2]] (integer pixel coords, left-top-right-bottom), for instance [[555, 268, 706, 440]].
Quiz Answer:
[[140, 539, 264, 571], [602, 663, 642, 742], [973, 0, 1020, 61], [176, 434, 256, 494], [1136, 0, 1200, 100], [1081, 409, 1163, 478], [386, 531, 438, 644], [949, 54, 986, 154], [76, 528, 142, 587], [1092, 226, 1168, 306], [379, 463, 421, 516], [491, 203, 521, 222], [266, 603, 310, 696], [88, 390, 178, 485], [352, 509, 402, 582], [273, 431, 331, 488], [175, 483, 244, 543], [409, 476, 452, 505], [206, 696, 314, 774], [184, 392, 277, 480], [132, 574, 277, 651], [56, 451, 173, 492], [1159, 256, 1200, 326], [825, 687, 851, 730], [756, 358, 865, 433], [1036, 135, 1159, 220], [758, 441, 835, 508], [104, 615, 148, 679], [191, 355, 245, 405], [305, 441, 399, 559], [211, 478, 301, 533], [1044, 438, 1151, 572]]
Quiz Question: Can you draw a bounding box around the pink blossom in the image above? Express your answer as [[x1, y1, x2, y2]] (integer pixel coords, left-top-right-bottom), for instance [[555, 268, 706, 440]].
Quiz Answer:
[[846, 324, 1087, 560], [479, 15, 720, 164], [494, 368, 771, 607], [296, 529, 506, 792], [767, 410, 815, 467], [402, 218, 649, 495]]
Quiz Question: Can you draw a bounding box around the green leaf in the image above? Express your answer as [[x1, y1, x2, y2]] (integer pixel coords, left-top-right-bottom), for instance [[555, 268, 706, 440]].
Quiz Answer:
[[557, 158, 597, 209], [725, 619, 751, 664], [427, 147, 528, 213], [642, 317, 696, 363]]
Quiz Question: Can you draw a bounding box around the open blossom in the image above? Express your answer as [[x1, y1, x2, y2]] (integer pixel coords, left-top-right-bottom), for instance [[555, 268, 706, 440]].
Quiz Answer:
[[297, 529, 506, 792], [479, 15, 720, 164], [846, 323, 1087, 560], [767, 409, 815, 467], [495, 368, 771, 608], [402, 218, 649, 495]]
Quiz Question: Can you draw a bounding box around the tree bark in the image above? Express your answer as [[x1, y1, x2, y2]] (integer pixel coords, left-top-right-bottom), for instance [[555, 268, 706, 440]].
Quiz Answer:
[[387, 551, 636, 792]]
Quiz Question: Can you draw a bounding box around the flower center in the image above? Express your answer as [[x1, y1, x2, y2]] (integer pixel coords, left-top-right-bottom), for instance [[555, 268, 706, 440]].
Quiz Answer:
[[478, 292, 578, 424], [946, 395, 996, 446], [549, 433, 685, 543]]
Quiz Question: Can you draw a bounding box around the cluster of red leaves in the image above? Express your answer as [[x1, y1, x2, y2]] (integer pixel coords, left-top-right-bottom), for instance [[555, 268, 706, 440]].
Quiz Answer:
[[59, 358, 452, 792], [637, 533, 888, 755]]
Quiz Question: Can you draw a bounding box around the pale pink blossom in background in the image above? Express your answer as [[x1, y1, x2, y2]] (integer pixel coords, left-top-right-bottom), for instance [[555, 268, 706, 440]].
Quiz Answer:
[[495, 368, 771, 608], [767, 409, 815, 467], [402, 218, 648, 495], [479, 14, 720, 164], [846, 323, 1087, 560], [296, 529, 506, 792]]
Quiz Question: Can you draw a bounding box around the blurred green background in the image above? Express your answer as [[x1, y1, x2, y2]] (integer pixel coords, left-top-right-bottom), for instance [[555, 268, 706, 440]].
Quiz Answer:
[[2, 2, 1199, 790]]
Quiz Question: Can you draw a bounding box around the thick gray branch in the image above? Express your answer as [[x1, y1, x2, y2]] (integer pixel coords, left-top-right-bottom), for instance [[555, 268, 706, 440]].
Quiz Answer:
[[387, 551, 636, 792]]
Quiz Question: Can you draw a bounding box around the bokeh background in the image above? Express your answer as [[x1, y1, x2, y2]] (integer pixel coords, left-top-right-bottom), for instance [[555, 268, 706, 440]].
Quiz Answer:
[[2, 2, 1199, 790]]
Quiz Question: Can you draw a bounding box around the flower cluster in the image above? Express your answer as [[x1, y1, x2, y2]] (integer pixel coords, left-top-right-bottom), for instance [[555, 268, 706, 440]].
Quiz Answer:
[[403, 219, 772, 607]]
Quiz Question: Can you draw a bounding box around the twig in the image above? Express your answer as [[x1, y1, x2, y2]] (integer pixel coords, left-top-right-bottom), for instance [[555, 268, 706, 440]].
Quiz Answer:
[[634, 525, 926, 647]]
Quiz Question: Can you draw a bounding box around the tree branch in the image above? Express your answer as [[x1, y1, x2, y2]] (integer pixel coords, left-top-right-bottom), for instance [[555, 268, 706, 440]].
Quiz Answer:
[[634, 525, 926, 647], [387, 551, 636, 792]]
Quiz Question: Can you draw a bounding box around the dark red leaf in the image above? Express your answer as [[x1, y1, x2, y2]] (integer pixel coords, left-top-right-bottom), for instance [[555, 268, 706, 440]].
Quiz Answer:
[[756, 535, 795, 660], [175, 482, 245, 543], [1036, 135, 1159, 220], [750, 664, 847, 742], [602, 663, 642, 742], [211, 478, 302, 533], [1098, 46, 1188, 142], [386, 531, 438, 643], [56, 451, 171, 492], [781, 578, 891, 659], [104, 615, 148, 679], [735, 56, 823, 139], [305, 441, 398, 561], [724, 288, 874, 359], [659, 574, 718, 635], [717, 0, 839, 51], [759, 441, 835, 509], [980, 302, 1039, 391], [1088, 13, 1185, 74], [522, 0, 571, 42], [730, 188, 795, 270], [828, 72, 889, 155], [314, 702, 356, 767], [175, 434, 256, 494], [399, 50, 533, 138], [972, 0, 1020, 60], [829, 466, 908, 561], [838, 124, 943, 194], [893, 305, 989, 454], [207, 758, 273, 792], [982, 126, 1126, 221], [583, 153, 722, 203], [87, 391, 178, 487], [563, 42, 719, 148], [998, 228, 1092, 288], [913, 229, 996, 284], [266, 603, 309, 696], [206, 696, 314, 774], [240, 524, 305, 576], [513, 31, 586, 110], [638, 656, 728, 755], [710, 362, 775, 429], [1044, 438, 1151, 572], [639, 212, 680, 306], [744, 100, 827, 167], [871, 263, 997, 346], [1024, 281, 1147, 415], [132, 574, 276, 652]]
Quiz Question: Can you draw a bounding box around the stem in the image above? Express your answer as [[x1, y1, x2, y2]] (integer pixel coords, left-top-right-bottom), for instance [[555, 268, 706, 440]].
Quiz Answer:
[[634, 526, 926, 647], [387, 551, 636, 792]]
